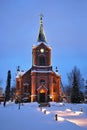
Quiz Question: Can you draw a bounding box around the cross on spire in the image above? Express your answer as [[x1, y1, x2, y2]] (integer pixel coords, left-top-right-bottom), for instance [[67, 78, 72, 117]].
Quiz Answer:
[[40, 14, 44, 19]]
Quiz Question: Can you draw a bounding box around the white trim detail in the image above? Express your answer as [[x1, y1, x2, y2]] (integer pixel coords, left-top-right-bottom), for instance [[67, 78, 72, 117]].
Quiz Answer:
[[37, 85, 48, 91], [31, 70, 52, 73], [31, 95, 36, 96], [32, 65, 52, 67]]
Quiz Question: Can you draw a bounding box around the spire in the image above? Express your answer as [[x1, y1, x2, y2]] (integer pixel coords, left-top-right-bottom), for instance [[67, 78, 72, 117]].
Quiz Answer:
[[37, 14, 47, 43]]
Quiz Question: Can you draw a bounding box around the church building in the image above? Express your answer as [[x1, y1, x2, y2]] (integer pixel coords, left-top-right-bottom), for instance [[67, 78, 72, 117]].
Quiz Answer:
[[16, 16, 61, 103]]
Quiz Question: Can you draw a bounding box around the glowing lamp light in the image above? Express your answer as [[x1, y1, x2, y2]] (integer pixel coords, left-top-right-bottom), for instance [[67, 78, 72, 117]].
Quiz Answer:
[[46, 111, 50, 115], [42, 108, 46, 112], [74, 111, 83, 115], [58, 117, 64, 121], [50, 96, 52, 99], [55, 114, 64, 121], [41, 108, 50, 115], [44, 110, 47, 114]]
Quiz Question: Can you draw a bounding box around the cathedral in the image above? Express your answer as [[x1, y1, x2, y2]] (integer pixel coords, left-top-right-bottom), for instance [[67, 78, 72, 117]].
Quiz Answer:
[[15, 16, 61, 103]]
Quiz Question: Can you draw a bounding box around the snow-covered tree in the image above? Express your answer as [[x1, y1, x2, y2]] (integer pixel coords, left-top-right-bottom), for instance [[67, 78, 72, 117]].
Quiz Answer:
[[67, 66, 84, 89], [67, 66, 84, 103], [71, 72, 84, 103], [71, 73, 80, 103]]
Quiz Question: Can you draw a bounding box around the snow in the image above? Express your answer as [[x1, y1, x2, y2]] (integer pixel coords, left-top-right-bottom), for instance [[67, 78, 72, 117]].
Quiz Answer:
[[0, 102, 87, 130], [16, 71, 25, 78]]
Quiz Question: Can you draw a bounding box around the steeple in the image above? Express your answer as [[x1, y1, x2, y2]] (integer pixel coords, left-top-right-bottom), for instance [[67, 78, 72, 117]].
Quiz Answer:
[[37, 14, 47, 43]]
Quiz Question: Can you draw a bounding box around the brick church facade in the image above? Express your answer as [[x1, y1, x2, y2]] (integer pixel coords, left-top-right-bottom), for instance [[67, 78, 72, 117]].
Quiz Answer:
[[16, 16, 61, 102]]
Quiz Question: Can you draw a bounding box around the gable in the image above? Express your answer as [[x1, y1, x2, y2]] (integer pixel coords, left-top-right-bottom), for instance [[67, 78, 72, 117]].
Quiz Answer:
[[32, 43, 51, 51]]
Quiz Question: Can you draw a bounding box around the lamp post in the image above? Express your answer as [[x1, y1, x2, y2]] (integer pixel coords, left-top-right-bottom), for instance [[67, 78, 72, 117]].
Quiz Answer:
[[55, 114, 58, 121]]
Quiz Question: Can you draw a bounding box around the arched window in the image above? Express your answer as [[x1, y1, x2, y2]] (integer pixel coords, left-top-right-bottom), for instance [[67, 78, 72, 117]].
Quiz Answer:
[[39, 56, 45, 66]]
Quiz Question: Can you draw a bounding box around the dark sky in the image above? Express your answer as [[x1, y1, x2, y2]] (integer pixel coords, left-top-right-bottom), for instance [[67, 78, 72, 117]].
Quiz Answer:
[[0, 0, 87, 89]]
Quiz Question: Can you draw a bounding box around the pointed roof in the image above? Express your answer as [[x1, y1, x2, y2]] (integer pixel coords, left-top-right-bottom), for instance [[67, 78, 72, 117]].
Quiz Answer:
[[37, 15, 47, 43]]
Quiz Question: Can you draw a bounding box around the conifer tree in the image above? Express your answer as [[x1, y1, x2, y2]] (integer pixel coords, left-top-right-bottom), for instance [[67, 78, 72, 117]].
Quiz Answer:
[[5, 70, 11, 101], [71, 73, 81, 103], [67, 66, 83, 89], [67, 66, 84, 103]]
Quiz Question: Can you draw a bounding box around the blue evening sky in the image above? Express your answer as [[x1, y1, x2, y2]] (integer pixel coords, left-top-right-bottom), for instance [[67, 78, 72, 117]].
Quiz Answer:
[[0, 0, 87, 89]]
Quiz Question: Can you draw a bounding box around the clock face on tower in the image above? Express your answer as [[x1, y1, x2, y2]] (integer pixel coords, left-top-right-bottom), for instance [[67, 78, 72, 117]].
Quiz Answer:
[[40, 48, 44, 53]]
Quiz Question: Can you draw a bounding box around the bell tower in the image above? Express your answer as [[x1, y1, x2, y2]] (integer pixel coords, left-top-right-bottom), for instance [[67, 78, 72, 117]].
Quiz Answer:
[[32, 15, 52, 67], [30, 15, 61, 102], [32, 43, 52, 67]]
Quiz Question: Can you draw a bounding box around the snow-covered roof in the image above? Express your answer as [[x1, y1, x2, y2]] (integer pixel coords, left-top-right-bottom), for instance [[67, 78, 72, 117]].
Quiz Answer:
[[31, 70, 52, 73], [32, 42, 52, 50], [16, 71, 25, 78]]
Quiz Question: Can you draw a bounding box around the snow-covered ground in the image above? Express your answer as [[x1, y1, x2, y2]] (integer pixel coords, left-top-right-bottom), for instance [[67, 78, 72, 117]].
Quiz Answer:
[[0, 102, 87, 130]]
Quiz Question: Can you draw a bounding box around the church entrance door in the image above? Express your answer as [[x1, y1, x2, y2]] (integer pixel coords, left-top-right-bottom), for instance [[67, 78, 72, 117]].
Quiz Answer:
[[40, 92, 45, 102]]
